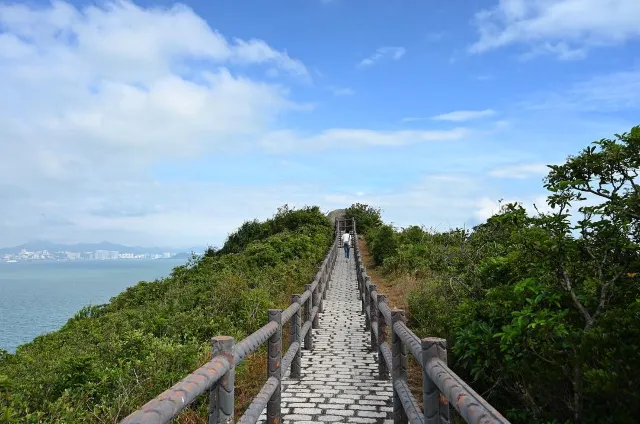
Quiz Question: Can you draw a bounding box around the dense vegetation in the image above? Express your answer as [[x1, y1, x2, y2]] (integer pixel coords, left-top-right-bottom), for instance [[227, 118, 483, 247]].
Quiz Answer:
[[0, 205, 333, 423], [348, 126, 640, 424]]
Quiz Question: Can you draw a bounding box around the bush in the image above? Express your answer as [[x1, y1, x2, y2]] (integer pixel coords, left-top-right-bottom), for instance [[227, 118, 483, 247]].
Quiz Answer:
[[367, 224, 397, 265]]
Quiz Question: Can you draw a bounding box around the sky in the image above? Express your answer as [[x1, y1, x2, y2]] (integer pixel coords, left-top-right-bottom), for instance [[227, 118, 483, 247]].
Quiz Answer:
[[0, 0, 639, 249]]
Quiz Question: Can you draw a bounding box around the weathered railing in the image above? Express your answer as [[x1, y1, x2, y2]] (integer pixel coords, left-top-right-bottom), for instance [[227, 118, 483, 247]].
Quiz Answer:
[[120, 224, 340, 424], [349, 219, 511, 424]]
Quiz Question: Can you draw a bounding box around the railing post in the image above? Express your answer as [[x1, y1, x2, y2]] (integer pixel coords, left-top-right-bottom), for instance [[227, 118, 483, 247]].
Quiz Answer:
[[290, 295, 302, 379], [391, 309, 408, 424], [377, 294, 389, 380], [358, 264, 365, 300], [312, 285, 320, 329], [318, 277, 325, 314], [303, 284, 313, 350], [209, 336, 235, 424], [364, 276, 371, 331], [322, 270, 328, 300], [267, 310, 282, 424], [369, 284, 377, 351], [422, 338, 450, 424]]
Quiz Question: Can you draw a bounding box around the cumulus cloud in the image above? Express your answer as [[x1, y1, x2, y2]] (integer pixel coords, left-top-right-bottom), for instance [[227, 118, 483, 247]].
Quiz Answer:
[[0, 1, 305, 182], [358, 46, 406, 68], [470, 0, 640, 59]]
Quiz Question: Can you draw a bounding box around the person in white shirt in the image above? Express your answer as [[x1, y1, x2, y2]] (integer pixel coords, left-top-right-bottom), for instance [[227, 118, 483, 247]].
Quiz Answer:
[[342, 231, 351, 260]]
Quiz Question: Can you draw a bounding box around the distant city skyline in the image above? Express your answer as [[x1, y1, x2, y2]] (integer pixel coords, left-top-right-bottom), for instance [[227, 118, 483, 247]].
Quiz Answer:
[[0, 239, 206, 255], [2, 248, 178, 263]]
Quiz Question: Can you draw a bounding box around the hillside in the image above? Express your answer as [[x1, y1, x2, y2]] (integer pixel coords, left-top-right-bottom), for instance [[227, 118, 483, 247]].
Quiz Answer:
[[0, 205, 333, 423]]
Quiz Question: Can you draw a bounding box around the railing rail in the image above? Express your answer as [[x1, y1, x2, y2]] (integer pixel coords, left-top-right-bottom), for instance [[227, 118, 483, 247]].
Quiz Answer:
[[350, 219, 511, 424], [120, 222, 340, 424]]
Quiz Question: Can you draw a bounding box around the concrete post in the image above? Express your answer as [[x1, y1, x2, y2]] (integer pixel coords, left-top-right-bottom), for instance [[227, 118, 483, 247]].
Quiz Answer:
[[303, 284, 312, 350], [377, 294, 389, 380], [290, 295, 302, 379], [312, 284, 320, 329], [364, 276, 372, 331], [422, 338, 450, 424], [391, 309, 408, 424], [209, 336, 235, 424], [266, 310, 282, 424], [369, 284, 377, 351]]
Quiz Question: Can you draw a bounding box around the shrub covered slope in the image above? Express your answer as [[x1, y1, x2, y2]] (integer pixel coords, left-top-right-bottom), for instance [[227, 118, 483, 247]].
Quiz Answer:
[[0, 205, 333, 423], [348, 126, 640, 424]]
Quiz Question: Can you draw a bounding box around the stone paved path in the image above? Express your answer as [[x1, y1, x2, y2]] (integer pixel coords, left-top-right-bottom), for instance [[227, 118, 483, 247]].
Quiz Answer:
[[258, 254, 393, 424]]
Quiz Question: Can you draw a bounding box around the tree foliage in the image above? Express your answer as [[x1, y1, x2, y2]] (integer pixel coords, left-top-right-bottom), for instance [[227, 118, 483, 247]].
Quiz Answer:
[[0, 206, 333, 423], [344, 203, 383, 235], [364, 127, 640, 423]]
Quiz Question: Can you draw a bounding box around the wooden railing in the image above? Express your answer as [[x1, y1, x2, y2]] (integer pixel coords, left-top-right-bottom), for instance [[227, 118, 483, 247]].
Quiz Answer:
[[120, 223, 340, 424], [350, 220, 511, 424]]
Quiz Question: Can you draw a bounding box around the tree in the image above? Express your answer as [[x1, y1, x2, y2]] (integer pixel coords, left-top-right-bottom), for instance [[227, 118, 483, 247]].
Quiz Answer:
[[541, 126, 640, 421], [344, 203, 383, 234], [451, 126, 640, 423]]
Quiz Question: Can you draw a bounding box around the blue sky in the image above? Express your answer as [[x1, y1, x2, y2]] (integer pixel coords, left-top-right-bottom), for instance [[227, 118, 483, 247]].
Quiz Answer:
[[0, 0, 638, 248]]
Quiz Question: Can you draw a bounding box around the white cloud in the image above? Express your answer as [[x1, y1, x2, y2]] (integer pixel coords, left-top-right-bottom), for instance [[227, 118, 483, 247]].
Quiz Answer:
[[259, 127, 470, 153], [470, 0, 640, 59], [431, 109, 497, 122], [518, 41, 587, 61], [489, 163, 551, 179], [358, 46, 406, 68]]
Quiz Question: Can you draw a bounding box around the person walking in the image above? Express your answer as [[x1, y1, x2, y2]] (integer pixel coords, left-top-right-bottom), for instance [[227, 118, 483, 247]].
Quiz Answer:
[[342, 230, 351, 260]]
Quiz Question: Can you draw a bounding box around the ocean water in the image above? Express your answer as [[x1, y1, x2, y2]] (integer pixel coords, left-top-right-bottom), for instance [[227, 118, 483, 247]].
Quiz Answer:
[[0, 259, 184, 353]]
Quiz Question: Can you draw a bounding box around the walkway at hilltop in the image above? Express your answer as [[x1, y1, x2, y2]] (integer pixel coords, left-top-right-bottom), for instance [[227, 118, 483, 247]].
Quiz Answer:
[[257, 254, 394, 424]]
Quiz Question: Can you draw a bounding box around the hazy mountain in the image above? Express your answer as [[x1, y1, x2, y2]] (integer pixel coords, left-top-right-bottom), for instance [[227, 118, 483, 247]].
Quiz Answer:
[[0, 240, 206, 255]]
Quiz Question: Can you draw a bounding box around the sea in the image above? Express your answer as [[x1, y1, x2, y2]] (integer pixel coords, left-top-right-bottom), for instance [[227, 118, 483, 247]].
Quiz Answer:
[[0, 259, 185, 353]]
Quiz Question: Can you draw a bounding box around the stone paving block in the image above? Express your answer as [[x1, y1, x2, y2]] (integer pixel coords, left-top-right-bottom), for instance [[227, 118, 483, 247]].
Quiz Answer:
[[323, 409, 355, 416]]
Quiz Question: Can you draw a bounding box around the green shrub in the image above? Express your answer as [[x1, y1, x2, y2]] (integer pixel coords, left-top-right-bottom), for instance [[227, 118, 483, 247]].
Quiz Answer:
[[367, 224, 397, 265]]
